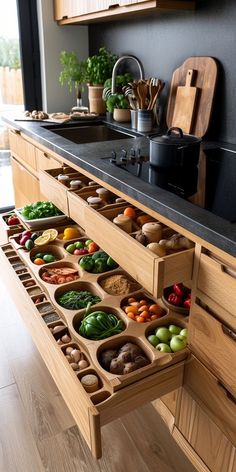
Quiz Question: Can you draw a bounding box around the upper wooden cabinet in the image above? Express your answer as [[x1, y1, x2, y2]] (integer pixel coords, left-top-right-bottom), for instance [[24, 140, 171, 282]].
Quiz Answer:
[[53, 0, 196, 24]]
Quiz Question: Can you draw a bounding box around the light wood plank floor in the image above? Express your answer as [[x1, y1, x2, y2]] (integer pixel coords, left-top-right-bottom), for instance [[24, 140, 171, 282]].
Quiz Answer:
[[0, 279, 196, 472]]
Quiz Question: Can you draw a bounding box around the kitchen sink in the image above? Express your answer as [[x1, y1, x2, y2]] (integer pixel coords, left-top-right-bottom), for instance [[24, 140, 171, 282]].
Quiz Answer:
[[44, 121, 135, 144]]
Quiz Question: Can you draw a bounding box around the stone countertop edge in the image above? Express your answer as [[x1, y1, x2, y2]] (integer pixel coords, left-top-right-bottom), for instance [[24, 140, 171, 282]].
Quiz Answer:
[[3, 113, 236, 258]]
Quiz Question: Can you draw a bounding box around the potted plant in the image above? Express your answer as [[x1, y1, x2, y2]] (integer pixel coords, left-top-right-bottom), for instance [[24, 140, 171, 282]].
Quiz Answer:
[[85, 47, 118, 114], [103, 76, 133, 122], [59, 51, 87, 108]]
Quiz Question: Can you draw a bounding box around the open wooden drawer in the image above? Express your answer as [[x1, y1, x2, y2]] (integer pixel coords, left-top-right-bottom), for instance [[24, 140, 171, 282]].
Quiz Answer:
[[0, 210, 25, 245], [0, 241, 186, 458], [39, 166, 94, 216], [84, 205, 194, 296]]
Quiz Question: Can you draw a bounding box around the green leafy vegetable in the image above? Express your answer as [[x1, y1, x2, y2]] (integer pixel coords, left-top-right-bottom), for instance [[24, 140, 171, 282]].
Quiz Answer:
[[58, 291, 101, 310], [21, 201, 63, 220], [79, 310, 124, 340]]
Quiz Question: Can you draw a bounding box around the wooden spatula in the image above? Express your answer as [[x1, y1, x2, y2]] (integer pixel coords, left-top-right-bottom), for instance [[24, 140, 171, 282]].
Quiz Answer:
[[172, 69, 198, 134]]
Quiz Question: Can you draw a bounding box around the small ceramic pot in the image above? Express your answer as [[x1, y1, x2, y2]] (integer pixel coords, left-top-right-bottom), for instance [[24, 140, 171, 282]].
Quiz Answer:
[[113, 108, 131, 123]]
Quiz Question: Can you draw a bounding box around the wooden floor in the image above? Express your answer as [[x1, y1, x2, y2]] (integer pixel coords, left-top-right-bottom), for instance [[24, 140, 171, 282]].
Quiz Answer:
[[0, 278, 196, 472]]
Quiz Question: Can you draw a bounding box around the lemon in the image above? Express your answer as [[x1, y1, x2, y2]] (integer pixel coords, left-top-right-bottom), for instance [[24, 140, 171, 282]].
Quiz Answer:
[[42, 228, 58, 242], [63, 227, 80, 240], [34, 234, 51, 246]]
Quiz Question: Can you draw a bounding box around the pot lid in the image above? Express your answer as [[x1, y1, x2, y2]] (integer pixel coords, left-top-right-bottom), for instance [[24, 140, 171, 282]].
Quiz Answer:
[[150, 127, 201, 145]]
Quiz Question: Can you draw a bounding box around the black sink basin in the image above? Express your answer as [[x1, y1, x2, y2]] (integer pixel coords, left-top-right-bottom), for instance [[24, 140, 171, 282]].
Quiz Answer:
[[44, 121, 135, 144]]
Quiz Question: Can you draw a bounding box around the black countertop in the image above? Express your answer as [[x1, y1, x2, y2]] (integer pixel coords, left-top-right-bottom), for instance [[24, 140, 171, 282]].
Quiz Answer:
[[3, 112, 236, 258]]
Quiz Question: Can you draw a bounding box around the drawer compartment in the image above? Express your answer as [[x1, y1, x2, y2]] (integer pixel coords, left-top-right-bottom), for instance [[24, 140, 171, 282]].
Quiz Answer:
[[184, 355, 236, 446], [0, 211, 24, 245], [9, 129, 37, 171], [189, 301, 236, 394], [0, 242, 184, 459], [84, 205, 194, 295], [198, 252, 236, 317]]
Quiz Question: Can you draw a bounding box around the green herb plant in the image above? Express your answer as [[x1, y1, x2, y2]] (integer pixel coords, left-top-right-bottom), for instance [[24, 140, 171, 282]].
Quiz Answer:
[[86, 47, 118, 86], [59, 51, 87, 102], [58, 291, 101, 310]]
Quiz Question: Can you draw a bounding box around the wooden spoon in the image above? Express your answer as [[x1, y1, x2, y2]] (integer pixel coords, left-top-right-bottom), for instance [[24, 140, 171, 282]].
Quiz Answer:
[[137, 80, 149, 109]]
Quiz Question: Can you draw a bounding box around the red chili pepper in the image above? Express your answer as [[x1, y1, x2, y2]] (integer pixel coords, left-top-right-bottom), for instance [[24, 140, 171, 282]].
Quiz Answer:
[[183, 297, 191, 309], [168, 292, 183, 306], [173, 283, 185, 297]]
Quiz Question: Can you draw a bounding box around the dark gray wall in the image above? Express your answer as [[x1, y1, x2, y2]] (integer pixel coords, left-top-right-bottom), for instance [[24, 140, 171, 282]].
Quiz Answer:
[[89, 0, 236, 144]]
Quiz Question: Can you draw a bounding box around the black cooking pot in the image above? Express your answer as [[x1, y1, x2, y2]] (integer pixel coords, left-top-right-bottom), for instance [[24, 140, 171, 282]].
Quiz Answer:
[[149, 127, 202, 198]]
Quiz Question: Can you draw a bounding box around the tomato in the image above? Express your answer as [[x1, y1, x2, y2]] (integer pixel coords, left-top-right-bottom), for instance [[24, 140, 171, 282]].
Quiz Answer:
[[150, 314, 161, 321], [136, 316, 145, 323]]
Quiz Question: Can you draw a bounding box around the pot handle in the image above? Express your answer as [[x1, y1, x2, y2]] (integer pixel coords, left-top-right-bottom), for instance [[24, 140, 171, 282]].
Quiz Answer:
[[166, 127, 183, 138]]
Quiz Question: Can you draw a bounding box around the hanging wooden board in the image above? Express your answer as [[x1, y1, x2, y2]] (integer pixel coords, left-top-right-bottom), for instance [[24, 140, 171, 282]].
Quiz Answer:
[[171, 69, 198, 134], [166, 57, 218, 138]]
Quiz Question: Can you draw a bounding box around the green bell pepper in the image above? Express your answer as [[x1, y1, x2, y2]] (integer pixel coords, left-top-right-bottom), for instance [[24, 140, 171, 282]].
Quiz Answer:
[[79, 255, 94, 272]]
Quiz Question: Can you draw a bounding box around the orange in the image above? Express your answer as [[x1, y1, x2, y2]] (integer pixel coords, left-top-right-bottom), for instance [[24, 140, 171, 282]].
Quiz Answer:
[[123, 207, 137, 219]]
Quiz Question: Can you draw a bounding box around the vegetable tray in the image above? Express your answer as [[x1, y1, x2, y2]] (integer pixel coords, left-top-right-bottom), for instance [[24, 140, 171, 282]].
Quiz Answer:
[[9, 232, 189, 392]]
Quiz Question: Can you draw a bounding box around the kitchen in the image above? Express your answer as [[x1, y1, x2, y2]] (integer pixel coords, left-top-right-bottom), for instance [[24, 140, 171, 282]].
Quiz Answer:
[[0, 1, 236, 471]]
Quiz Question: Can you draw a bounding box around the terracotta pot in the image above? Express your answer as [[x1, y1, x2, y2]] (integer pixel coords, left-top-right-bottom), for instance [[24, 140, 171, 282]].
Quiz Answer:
[[88, 85, 106, 115], [113, 108, 131, 123]]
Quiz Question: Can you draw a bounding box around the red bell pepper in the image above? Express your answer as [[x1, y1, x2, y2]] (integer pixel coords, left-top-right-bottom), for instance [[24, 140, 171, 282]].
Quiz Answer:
[[168, 292, 182, 306]]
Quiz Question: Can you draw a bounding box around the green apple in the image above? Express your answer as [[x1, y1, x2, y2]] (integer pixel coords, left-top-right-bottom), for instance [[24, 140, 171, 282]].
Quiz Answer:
[[147, 335, 159, 347], [66, 243, 76, 254], [156, 343, 172, 353], [168, 324, 182, 335], [75, 241, 84, 249], [179, 328, 188, 338], [155, 327, 172, 343], [170, 335, 187, 352]]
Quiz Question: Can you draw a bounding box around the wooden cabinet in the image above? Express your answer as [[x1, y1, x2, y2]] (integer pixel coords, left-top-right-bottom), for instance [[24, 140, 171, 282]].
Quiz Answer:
[[175, 386, 236, 472], [11, 157, 41, 208], [9, 129, 37, 173], [53, 0, 196, 24]]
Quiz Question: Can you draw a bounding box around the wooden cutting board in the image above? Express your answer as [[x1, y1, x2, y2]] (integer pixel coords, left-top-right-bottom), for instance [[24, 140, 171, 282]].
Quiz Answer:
[[171, 69, 198, 133], [166, 57, 218, 138]]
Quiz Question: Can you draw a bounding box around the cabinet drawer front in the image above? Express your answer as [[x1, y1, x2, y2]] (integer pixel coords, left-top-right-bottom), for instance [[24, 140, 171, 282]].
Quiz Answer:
[[35, 148, 62, 171], [11, 157, 40, 207], [39, 169, 69, 216], [154, 248, 194, 298], [198, 252, 236, 317], [9, 130, 37, 171], [176, 388, 235, 472], [184, 356, 236, 446], [189, 302, 236, 394]]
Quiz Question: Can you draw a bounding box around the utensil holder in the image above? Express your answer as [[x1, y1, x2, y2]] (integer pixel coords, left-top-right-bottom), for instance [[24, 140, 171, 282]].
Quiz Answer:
[[137, 109, 153, 132]]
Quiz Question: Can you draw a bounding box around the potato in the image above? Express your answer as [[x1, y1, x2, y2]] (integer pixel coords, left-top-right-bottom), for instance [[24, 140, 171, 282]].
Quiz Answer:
[[123, 362, 136, 374], [100, 349, 117, 371], [134, 355, 149, 369], [110, 358, 124, 375], [119, 343, 143, 361]]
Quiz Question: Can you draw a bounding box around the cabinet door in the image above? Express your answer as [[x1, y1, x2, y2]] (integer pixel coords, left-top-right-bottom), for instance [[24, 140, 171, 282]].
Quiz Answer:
[[11, 157, 41, 208], [176, 388, 235, 472]]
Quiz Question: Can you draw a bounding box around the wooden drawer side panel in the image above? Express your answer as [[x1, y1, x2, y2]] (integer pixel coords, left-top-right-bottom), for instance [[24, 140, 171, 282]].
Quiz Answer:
[[39, 169, 69, 216], [154, 248, 194, 297], [189, 302, 236, 395]]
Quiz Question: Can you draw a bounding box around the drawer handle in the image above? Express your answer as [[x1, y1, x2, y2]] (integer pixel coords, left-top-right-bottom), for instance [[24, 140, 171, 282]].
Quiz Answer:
[[12, 129, 21, 135], [221, 324, 236, 341], [108, 3, 119, 8], [43, 152, 50, 159], [222, 265, 236, 279], [217, 380, 236, 405]]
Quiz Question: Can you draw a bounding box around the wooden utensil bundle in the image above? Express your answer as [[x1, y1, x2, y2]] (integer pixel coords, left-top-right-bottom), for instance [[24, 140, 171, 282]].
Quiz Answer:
[[129, 78, 165, 110]]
